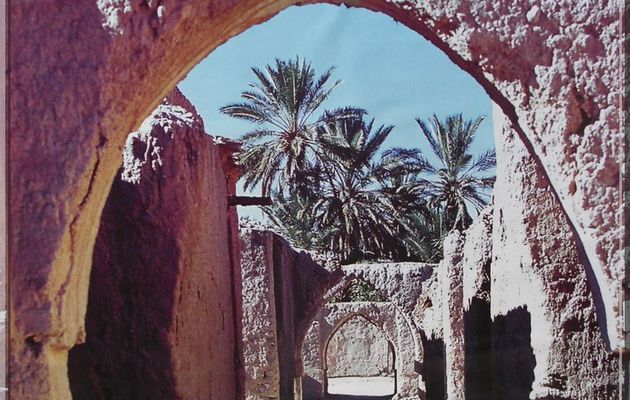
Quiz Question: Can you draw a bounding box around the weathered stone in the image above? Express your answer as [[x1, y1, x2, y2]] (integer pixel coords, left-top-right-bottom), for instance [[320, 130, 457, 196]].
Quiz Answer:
[[461, 209, 493, 399], [241, 231, 281, 400], [304, 263, 443, 399], [66, 88, 240, 400], [7, 0, 625, 397], [462, 208, 493, 310], [0, 310, 5, 397], [489, 104, 619, 399], [441, 231, 466, 400], [326, 315, 394, 378], [343, 263, 435, 317], [240, 229, 341, 400], [412, 268, 444, 343]]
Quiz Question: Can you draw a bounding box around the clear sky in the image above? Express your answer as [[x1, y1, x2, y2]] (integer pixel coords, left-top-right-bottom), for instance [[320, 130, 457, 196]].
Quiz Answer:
[[179, 4, 494, 218]]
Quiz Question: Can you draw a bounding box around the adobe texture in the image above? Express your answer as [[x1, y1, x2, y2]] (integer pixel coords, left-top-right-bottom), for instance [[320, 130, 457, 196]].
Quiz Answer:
[[7, 1, 624, 398], [66, 88, 239, 400]]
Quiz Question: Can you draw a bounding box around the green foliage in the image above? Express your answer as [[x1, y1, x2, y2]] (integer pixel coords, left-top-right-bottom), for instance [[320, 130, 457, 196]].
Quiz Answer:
[[223, 58, 495, 264], [220, 57, 363, 196], [415, 114, 495, 231], [332, 279, 387, 303], [262, 193, 334, 252]]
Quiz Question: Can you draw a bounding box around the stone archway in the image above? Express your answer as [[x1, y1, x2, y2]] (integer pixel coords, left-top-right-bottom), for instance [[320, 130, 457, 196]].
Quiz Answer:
[[340, 264, 436, 363], [9, 1, 624, 399], [302, 302, 421, 400], [296, 264, 434, 392]]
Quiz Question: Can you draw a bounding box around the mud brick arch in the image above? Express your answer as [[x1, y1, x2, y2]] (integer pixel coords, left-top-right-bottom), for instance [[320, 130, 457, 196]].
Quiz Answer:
[[302, 302, 422, 400], [9, 1, 623, 399]]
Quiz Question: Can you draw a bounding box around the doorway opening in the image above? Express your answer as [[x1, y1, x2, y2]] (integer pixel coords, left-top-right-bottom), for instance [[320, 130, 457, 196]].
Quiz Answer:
[[325, 315, 396, 399]]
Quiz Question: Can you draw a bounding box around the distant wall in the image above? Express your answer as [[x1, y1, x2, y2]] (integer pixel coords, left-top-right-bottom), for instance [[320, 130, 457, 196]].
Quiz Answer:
[[327, 315, 394, 378], [302, 302, 421, 400]]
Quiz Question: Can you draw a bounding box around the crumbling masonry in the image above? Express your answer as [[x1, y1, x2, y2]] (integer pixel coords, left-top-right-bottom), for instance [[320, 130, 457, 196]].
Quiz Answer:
[[6, 1, 625, 399]]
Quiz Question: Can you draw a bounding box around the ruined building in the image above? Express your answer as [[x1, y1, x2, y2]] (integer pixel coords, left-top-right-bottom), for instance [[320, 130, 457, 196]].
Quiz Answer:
[[5, 1, 627, 399]]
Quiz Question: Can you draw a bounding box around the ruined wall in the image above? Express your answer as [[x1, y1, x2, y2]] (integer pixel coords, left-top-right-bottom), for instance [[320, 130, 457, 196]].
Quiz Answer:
[[437, 105, 621, 399], [241, 231, 281, 400], [301, 318, 325, 400], [240, 229, 341, 400], [489, 104, 620, 399], [410, 265, 446, 400], [7, 1, 625, 397], [0, 310, 5, 398], [441, 232, 465, 400], [67, 88, 239, 400], [272, 236, 298, 400], [337, 263, 438, 399], [343, 263, 435, 318], [342, 264, 435, 365], [438, 208, 494, 400], [462, 209, 493, 400], [326, 316, 393, 377], [220, 138, 247, 400]]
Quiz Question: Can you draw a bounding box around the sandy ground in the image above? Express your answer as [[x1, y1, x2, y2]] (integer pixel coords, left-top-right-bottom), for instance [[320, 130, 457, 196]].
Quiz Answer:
[[327, 376, 396, 396]]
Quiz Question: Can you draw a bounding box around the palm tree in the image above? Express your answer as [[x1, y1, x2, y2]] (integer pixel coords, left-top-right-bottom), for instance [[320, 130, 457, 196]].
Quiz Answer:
[[402, 206, 449, 262], [262, 193, 335, 251], [309, 116, 430, 263], [375, 150, 439, 261], [415, 113, 495, 231], [220, 57, 363, 196]]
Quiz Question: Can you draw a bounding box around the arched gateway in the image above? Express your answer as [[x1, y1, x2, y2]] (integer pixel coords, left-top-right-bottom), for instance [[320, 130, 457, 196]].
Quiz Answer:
[[8, 1, 624, 399], [302, 302, 421, 400]]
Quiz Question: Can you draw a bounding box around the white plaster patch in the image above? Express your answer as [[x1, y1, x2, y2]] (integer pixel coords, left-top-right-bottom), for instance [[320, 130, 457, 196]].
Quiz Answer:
[[121, 94, 198, 184], [97, 0, 132, 35]]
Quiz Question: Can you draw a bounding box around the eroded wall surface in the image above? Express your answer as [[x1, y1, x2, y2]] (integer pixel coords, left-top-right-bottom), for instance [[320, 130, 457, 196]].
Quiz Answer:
[[461, 209, 493, 400], [326, 315, 394, 377], [342, 264, 436, 364], [419, 132, 620, 399], [240, 229, 341, 400], [489, 105, 619, 399], [0, 310, 5, 397], [241, 231, 281, 400], [66, 88, 239, 400], [7, 0, 625, 397], [433, 105, 620, 399], [343, 264, 435, 317]]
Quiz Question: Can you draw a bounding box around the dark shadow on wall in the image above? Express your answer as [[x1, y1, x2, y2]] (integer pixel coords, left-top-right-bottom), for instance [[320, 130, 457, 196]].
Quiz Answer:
[[464, 297, 493, 399], [302, 374, 323, 400], [68, 174, 179, 400], [273, 236, 297, 400], [422, 337, 446, 400], [326, 395, 393, 400], [491, 306, 536, 400]]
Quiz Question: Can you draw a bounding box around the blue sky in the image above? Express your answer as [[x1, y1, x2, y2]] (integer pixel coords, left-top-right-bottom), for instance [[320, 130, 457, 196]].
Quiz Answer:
[[179, 4, 493, 218]]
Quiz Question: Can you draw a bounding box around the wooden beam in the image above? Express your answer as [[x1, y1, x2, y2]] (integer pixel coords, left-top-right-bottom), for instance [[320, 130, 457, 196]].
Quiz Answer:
[[228, 195, 272, 207]]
